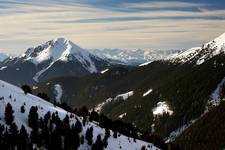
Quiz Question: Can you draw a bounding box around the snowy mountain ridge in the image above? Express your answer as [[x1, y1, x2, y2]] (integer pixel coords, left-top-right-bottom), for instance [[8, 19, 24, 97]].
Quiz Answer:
[[0, 79, 158, 150], [22, 37, 99, 73], [170, 32, 225, 64]]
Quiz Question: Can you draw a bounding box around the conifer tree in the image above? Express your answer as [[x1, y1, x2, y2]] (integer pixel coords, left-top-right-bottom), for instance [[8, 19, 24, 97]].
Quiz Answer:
[[74, 133, 80, 150], [92, 135, 104, 150], [90, 110, 99, 122], [18, 125, 28, 150], [28, 106, 39, 130], [63, 114, 70, 125], [81, 135, 84, 145], [30, 129, 38, 145], [103, 128, 110, 148], [21, 85, 32, 94], [4, 103, 14, 125], [44, 111, 51, 125], [20, 105, 25, 113], [75, 119, 82, 134], [79, 106, 89, 117], [3, 128, 10, 149], [113, 131, 118, 138], [0, 124, 4, 142], [141, 146, 146, 150], [9, 123, 18, 148], [85, 127, 93, 145]]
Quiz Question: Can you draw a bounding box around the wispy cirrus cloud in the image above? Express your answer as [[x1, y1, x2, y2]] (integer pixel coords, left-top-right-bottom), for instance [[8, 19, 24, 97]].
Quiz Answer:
[[0, 0, 224, 54], [122, 1, 208, 9]]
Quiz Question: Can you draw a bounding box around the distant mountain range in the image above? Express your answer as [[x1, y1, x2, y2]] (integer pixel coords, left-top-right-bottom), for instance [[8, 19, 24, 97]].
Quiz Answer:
[[88, 48, 181, 65]]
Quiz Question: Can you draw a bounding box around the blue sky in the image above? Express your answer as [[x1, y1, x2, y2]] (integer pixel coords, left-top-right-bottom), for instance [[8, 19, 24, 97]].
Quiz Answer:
[[0, 0, 225, 54]]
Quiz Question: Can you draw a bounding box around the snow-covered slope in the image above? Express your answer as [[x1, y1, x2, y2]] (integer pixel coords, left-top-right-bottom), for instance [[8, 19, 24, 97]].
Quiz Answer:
[[0, 80, 158, 150], [169, 47, 201, 63], [197, 33, 225, 65], [170, 32, 225, 64]]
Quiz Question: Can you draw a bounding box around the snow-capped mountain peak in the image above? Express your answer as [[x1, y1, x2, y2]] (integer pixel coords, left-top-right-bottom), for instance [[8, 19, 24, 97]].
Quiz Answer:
[[0, 38, 111, 84], [23, 37, 98, 73], [203, 32, 225, 50], [170, 32, 225, 64], [196, 32, 225, 65], [169, 47, 201, 63]]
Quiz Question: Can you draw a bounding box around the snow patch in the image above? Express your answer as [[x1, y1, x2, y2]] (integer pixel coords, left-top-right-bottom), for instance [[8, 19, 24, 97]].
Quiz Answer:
[[54, 84, 62, 103], [95, 91, 134, 112], [101, 69, 109, 74], [118, 113, 127, 119], [32, 86, 38, 90], [0, 66, 7, 70], [94, 98, 113, 113], [115, 91, 134, 101], [143, 89, 153, 97], [152, 101, 173, 116], [139, 61, 152, 67]]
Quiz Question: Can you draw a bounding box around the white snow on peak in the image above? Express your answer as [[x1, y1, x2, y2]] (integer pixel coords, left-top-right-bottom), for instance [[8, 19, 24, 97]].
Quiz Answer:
[[0, 80, 158, 150], [169, 47, 201, 63], [143, 89, 153, 97], [170, 32, 225, 65], [197, 33, 225, 65], [152, 101, 173, 116], [54, 84, 63, 103], [33, 38, 97, 73], [203, 32, 225, 51], [115, 91, 134, 101], [169, 32, 225, 65], [24, 38, 99, 82]]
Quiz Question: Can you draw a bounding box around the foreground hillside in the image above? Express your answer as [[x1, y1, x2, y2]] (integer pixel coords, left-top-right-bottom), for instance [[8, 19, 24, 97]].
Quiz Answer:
[[0, 80, 158, 150], [174, 100, 225, 150]]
